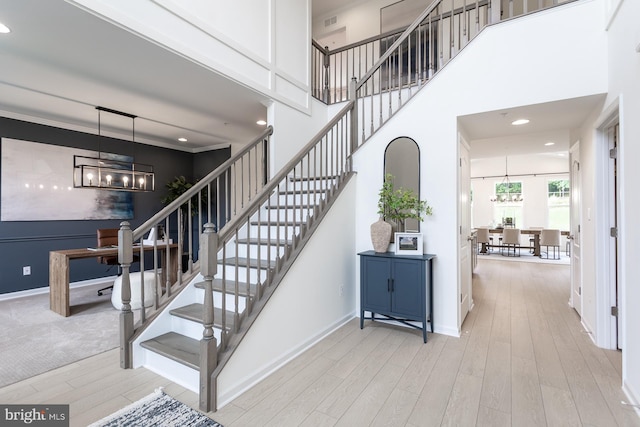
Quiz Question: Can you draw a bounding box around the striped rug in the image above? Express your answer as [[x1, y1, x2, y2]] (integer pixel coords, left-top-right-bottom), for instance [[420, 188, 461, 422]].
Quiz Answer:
[[89, 388, 222, 427]]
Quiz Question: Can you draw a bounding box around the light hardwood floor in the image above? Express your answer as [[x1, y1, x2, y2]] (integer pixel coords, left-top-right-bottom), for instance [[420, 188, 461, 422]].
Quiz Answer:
[[1, 259, 638, 426]]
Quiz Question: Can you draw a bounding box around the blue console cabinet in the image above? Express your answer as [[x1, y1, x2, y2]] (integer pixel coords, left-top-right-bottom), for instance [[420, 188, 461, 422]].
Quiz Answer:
[[358, 251, 435, 343]]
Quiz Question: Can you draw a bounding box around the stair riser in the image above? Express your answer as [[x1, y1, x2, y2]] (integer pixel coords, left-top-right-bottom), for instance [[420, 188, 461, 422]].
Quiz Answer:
[[288, 179, 336, 191], [273, 192, 327, 205], [232, 243, 286, 260], [194, 287, 247, 313], [216, 264, 268, 283], [170, 315, 223, 342], [258, 208, 314, 223], [246, 224, 301, 240], [141, 349, 199, 393]]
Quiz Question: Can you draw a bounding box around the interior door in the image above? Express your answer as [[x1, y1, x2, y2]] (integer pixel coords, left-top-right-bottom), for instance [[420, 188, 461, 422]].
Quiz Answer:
[[570, 149, 581, 316], [459, 137, 472, 327], [608, 124, 621, 349]]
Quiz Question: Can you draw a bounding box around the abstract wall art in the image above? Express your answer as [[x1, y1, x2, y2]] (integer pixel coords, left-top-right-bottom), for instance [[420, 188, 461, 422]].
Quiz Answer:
[[1, 138, 133, 221]]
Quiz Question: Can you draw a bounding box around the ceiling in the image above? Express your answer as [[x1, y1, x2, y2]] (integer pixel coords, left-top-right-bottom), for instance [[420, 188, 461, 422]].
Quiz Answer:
[[460, 94, 606, 159], [0, 0, 605, 158], [0, 0, 270, 151]]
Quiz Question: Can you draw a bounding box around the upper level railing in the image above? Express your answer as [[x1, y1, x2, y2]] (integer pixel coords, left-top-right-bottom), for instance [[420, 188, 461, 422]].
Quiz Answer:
[[313, 0, 574, 107]]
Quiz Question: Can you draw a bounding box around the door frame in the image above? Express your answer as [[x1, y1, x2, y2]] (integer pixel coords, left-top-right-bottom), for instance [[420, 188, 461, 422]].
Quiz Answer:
[[569, 143, 582, 316], [595, 105, 622, 350], [458, 133, 473, 330]]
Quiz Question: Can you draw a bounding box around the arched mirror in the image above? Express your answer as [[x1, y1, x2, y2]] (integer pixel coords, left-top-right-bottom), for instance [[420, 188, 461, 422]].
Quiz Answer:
[[384, 137, 420, 232]]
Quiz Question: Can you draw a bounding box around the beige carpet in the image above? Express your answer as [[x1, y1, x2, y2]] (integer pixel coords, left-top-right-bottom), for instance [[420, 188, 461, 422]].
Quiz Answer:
[[0, 283, 119, 388]]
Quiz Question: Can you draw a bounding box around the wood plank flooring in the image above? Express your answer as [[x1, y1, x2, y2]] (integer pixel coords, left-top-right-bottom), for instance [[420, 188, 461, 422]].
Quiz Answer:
[[1, 258, 638, 426]]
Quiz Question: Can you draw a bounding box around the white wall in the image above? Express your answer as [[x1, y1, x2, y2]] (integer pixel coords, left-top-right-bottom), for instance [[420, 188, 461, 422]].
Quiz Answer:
[[313, 0, 399, 46], [353, 0, 607, 336], [601, 0, 640, 407], [70, 0, 313, 114], [267, 98, 331, 174], [217, 176, 357, 406]]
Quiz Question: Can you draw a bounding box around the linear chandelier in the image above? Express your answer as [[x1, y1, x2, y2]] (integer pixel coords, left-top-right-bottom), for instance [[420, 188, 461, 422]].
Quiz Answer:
[[73, 106, 155, 192], [490, 156, 523, 203]]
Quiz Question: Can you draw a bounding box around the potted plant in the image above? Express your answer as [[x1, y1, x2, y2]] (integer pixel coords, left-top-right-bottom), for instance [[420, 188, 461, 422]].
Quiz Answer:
[[161, 176, 209, 271], [371, 174, 432, 252]]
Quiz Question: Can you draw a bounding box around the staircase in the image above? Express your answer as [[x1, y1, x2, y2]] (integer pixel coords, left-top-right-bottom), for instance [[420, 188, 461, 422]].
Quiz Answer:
[[110, 0, 576, 413], [113, 106, 355, 411], [135, 175, 331, 367]]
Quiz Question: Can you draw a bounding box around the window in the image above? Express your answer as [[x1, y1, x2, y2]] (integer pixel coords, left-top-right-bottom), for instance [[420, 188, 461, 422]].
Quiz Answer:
[[548, 179, 570, 230], [493, 180, 523, 227]]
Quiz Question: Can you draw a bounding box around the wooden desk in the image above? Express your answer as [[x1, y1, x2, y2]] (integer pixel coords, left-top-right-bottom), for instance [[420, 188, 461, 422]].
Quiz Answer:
[[483, 229, 569, 256], [49, 245, 177, 317]]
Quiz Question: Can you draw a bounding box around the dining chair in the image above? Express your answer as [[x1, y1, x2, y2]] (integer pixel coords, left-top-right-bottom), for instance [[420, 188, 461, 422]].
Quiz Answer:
[[529, 226, 544, 254], [540, 229, 561, 259], [476, 228, 493, 254], [502, 228, 521, 257]]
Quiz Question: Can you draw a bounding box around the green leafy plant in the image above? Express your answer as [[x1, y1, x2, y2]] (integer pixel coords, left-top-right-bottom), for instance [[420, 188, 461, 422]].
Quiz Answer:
[[161, 176, 207, 216], [161, 176, 193, 205], [377, 173, 432, 229]]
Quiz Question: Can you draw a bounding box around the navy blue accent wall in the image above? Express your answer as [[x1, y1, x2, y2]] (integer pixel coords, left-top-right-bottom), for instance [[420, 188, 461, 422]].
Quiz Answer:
[[0, 117, 230, 295]]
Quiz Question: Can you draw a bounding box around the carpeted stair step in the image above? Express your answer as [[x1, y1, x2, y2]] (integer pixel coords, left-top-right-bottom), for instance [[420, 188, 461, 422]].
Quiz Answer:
[[140, 332, 200, 370], [222, 256, 277, 270], [169, 303, 237, 331]]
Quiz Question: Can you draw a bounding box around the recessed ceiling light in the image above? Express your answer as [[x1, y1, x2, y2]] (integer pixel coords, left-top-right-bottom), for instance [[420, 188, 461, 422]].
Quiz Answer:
[[545, 142, 555, 146], [256, 120, 267, 126], [0, 22, 10, 34], [178, 137, 187, 142], [511, 119, 530, 125]]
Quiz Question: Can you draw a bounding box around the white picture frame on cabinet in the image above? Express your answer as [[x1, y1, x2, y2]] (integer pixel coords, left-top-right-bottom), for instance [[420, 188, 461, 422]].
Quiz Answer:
[[394, 232, 423, 255]]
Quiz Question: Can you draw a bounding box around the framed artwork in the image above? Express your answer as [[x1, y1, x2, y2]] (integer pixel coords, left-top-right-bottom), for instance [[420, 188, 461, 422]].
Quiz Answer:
[[1, 138, 133, 221], [394, 232, 423, 255]]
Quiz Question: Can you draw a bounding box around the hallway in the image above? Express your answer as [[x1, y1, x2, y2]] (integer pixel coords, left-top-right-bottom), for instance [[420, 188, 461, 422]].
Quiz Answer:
[[0, 259, 637, 426]]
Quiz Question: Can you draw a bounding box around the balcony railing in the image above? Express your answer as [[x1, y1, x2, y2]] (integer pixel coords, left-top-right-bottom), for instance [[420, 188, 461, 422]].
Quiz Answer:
[[313, 0, 576, 108]]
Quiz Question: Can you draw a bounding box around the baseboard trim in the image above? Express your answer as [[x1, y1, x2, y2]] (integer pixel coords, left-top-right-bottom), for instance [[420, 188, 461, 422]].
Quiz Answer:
[[217, 312, 356, 408], [0, 276, 116, 301], [622, 381, 640, 417]]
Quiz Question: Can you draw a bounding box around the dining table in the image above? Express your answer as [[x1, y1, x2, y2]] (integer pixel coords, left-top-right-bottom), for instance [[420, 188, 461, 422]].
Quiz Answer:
[[478, 228, 570, 256]]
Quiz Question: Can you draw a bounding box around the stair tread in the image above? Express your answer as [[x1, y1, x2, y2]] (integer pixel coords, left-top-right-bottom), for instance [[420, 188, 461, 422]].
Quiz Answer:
[[196, 278, 257, 295], [235, 237, 292, 246], [288, 175, 339, 182], [140, 332, 200, 370], [250, 219, 306, 226], [278, 188, 328, 195], [170, 303, 237, 330], [222, 256, 276, 269], [263, 204, 318, 210]]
